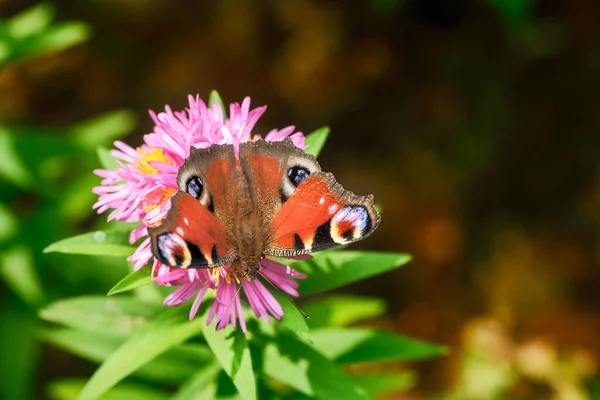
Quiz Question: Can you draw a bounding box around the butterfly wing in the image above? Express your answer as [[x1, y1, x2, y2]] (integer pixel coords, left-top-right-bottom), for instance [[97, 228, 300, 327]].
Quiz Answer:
[[266, 172, 380, 257], [239, 139, 321, 226], [149, 144, 239, 268], [239, 139, 380, 258]]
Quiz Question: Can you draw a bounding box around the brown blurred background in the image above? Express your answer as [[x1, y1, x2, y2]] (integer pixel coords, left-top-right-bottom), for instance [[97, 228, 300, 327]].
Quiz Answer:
[[2, 0, 600, 398]]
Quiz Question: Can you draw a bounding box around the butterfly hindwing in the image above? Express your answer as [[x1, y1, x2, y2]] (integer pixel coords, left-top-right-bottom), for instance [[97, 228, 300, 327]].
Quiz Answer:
[[266, 172, 380, 256], [149, 192, 236, 268], [149, 144, 239, 268]]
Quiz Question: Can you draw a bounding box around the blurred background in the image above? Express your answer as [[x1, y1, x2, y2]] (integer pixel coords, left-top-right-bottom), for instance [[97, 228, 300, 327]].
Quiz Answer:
[[1, 0, 600, 399]]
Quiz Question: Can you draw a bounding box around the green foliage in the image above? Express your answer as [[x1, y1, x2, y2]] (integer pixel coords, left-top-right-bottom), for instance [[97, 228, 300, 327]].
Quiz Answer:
[[0, 6, 135, 399], [203, 324, 257, 400], [0, 11, 444, 394], [291, 251, 412, 295], [304, 127, 330, 158], [44, 229, 135, 256], [352, 372, 416, 397], [40, 117, 443, 399], [107, 264, 153, 296], [302, 295, 387, 328], [0, 2, 91, 65]]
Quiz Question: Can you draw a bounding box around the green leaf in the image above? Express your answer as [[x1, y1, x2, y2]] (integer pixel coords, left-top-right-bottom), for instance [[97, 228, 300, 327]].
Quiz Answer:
[[22, 21, 91, 60], [47, 379, 169, 400], [304, 127, 330, 158], [78, 308, 204, 400], [108, 264, 153, 295], [97, 147, 119, 170], [72, 110, 137, 150], [272, 290, 309, 335], [262, 331, 371, 400], [6, 2, 53, 39], [310, 328, 447, 364], [0, 299, 39, 400], [302, 295, 387, 329], [290, 251, 411, 295], [39, 296, 163, 336], [44, 229, 134, 256], [58, 173, 101, 223], [39, 328, 212, 384], [0, 127, 34, 188], [0, 202, 18, 241], [0, 246, 45, 307], [203, 323, 256, 400], [209, 90, 227, 120], [171, 363, 221, 400], [352, 371, 416, 397]]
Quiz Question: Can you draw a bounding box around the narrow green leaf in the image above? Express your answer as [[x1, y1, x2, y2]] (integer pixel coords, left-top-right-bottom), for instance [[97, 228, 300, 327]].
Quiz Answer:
[[97, 146, 119, 170], [6, 2, 53, 39], [39, 296, 163, 336], [0, 299, 39, 400], [58, 173, 101, 223], [302, 295, 386, 329], [0, 203, 18, 241], [108, 264, 153, 295], [304, 127, 330, 158], [203, 323, 256, 400], [0, 127, 34, 188], [0, 246, 45, 307], [262, 331, 371, 400], [352, 371, 416, 397], [0, 41, 9, 64], [272, 290, 309, 335], [209, 90, 227, 120], [171, 363, 221, 400], [44, 230, 133, 256], [310, 328, 447, 364], [39, 328, 212, 384], [26, 21, 91, 57], [47, 379, 169, 400], [72, 110, 137, 150], [290, 251, 411, 295], [78, 308, 204, 400]]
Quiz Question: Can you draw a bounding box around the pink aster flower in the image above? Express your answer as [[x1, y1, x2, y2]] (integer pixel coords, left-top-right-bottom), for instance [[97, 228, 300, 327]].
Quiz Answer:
[[93, 94, 308, 332]]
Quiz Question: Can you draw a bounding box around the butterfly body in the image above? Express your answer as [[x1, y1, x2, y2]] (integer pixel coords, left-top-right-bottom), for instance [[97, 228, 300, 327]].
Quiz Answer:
[[149, 139, 380, 279]]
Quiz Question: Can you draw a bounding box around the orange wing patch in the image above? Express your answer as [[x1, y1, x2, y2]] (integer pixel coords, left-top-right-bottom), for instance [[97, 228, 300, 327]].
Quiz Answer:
[[149, 192, 236, 268]]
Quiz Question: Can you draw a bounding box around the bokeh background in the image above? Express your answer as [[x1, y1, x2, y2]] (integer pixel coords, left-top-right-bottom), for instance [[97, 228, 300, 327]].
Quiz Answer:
[[2, 0, 600, 399]]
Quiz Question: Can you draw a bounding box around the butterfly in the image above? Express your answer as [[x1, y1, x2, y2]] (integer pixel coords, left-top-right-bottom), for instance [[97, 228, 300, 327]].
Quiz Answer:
[[148, 139, 380, 280]]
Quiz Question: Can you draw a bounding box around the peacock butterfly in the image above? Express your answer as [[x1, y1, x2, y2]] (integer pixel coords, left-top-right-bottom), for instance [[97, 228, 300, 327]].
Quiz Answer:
[[148, 139, 380, 279]]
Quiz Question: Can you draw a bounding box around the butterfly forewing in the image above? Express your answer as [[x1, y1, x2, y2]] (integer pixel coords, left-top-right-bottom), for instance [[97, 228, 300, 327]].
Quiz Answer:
[[239, 139, 321, 226]]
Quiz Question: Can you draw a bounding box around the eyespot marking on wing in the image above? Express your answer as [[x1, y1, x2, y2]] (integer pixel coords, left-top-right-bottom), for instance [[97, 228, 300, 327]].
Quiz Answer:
[[186, 176, 203, 199], [156, 232, 192, 268], [330, 205, 372, 244], [280, 160, 320, 202]]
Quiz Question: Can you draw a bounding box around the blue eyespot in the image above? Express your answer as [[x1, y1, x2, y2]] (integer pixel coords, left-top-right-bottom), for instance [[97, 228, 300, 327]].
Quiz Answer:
[[288, 166, 310, 186], [186, 176, 203, 199]]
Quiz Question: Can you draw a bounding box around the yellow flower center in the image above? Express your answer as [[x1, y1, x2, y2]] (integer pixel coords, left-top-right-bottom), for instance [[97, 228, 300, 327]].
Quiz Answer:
[[136, 147, 173, 175], [135, 146, 178, 221]]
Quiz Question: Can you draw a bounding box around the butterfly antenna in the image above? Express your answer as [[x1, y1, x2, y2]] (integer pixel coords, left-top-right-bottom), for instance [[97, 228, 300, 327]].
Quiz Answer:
[[214, 274, 246, 331], [258, 271, 309, 319]]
